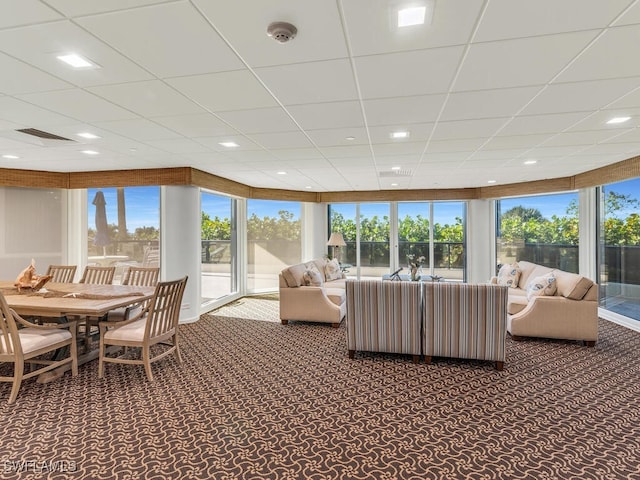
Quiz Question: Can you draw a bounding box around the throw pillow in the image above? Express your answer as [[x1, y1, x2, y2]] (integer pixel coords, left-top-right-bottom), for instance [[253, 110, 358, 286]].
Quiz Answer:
[[324, 258, 342, 281], [497, 263, 521, 288], [526, 272, 557, 300], [303, 264, 324, 286]]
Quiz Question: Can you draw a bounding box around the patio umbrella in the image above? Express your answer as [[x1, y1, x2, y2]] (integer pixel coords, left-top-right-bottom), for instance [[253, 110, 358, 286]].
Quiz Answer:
[[92, 190, 110, 256]]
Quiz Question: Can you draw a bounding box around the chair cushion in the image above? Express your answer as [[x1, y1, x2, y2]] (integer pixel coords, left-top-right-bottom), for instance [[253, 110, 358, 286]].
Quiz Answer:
[[325, 287, 346, 307], [15, 328, 71, 354], [104, 318, 147, 342], [497, 263, 521, 288], [526, 272, 557, 300]]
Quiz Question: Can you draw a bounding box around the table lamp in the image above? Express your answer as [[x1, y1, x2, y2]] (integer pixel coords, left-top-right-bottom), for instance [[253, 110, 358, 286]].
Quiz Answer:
[[326, 232, 346, 264]]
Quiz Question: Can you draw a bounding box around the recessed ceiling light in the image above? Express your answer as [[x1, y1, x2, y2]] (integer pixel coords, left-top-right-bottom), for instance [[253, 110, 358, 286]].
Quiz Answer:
[[391, 166, 402, 171], [487, 180, 497, 184], [391, 182, 399, 186], [523, 159, 537, 165], [2, 154, 19, 159], [391, 131, 410, 139], [77, 132, 100, 139], [56, 53, 97, 69], [606, 116, 631, 125], [218, 141, 239, 148], [277, 171, 287, 175], [305, 186, 312, 189], [81, 150, 99, 155], [398, 6, 427, 27], [345, 136, 356, 141]]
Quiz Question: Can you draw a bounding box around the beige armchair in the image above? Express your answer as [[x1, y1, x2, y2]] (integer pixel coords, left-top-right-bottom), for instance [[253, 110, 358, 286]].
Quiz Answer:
[[0, 292, 78, 404]]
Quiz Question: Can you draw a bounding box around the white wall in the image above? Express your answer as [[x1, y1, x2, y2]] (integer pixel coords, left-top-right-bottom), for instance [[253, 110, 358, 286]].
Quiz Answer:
[[161, 185, 200, 323]]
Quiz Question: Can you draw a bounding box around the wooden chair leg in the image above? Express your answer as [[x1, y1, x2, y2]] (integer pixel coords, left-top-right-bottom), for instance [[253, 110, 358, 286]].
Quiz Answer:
[[174, 335, 183, 364], [331, 323, 340, 328], [280, 319, 288, 325], [8, 360, 24, 404], [584, 340, 596, 347], [424, 355, 432, 365], [411, 355, 420, 364], [348, 350, 355, 359], [143, 346, 154, 381], [496, 361, 504, 371]]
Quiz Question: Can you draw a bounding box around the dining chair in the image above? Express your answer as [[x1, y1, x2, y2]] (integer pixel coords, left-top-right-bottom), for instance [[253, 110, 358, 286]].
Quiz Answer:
[[98, 276, 187, 381], [0, 292, 78, 404], [46, 265, 77, 283], [108, 267, 160, 322], [79, 266, 116, 350], [79, 266, 116, 285]]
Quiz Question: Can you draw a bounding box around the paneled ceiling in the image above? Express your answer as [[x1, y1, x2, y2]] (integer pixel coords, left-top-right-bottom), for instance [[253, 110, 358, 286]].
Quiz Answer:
[[1, 0, 640, 192]]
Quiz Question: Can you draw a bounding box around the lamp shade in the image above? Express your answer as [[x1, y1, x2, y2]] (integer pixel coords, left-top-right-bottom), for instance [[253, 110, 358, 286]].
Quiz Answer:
[[326, 232, 346, 247]]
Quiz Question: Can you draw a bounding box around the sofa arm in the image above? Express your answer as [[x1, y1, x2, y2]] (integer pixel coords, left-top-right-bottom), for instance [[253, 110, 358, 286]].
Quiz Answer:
[[279, 286, 345, 324], [508, 295, 598, 342]]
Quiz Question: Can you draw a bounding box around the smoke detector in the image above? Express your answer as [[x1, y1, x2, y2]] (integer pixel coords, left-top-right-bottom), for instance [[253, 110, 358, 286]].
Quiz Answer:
[[267, 22, 297, 43]]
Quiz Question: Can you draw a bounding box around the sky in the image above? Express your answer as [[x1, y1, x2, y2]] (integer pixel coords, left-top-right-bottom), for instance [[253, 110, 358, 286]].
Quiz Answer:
[[89, 177, 640, 231]]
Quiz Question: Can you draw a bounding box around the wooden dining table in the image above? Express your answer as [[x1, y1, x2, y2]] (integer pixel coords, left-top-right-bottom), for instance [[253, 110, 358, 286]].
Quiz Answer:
[[0, 280, 156, 382]]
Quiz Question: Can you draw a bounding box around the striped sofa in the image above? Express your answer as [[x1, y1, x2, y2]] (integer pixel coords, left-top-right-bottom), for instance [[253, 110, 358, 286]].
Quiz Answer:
[[346, 280, 509, 370], [345, 280, 422, 363]]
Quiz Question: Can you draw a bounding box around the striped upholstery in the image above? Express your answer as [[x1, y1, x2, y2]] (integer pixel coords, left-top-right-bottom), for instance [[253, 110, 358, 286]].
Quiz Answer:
[[346, 280, 421, 361], [422, 283, 508, 368]]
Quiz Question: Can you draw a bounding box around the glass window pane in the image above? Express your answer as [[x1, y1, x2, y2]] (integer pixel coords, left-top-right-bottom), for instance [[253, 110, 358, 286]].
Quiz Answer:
[[599, 178, 640, 321], [358, 203, 390, 279], [497, 192, 579, 273], [433, 202, 466, 281], [398, 202, 430, 274], [87, 186, 160, 284], [201, 192, 236, 302], [329, 204, 356, 270], [247, 199, 301, 292]]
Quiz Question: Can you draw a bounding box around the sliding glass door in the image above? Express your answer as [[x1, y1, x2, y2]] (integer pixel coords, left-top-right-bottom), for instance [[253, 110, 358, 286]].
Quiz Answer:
[[598, 178, 640, 321], [201, 191, 237, 304]]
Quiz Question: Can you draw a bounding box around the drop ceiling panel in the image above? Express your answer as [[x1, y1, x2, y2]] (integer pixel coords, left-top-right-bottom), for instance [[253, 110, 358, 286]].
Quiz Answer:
[[248, 131, 314, 149], [216, 107, 299, 134], [474, 0, 630, 42], [88, 81, 204, 118], [542, 130, 621, 147], [454, 31, 598, 91], [0, 96, 78, 126], [76, 2, 243, 77], [167, 71, 277, 112], [143, 138, 212, 154], [614, 1, 640, 25], [355, 46, 464, 98], [152, 113, 239, 138], [17, 89, 138, 123], [0, 0, 62, 28], [192, 0, 349, 67], [557, 25, 640, 83], [304, 127, 369, 147], [93, 118, 182, 141], [269, 148, 324, 160], [287, 101, 365, 130], [440, 87, 542, 121], [0, 53, 71, 95], [364, 95, 446, 125], [43, 0, 170, 17], [431, 118, 506, 140], [522, 78, 640, 116], [255, 59, 358, 105], [0, 21, 154, 86], [497, 112, 590, 136], [341, 0, 485, 56], [194, 135, 261, 152], [482, 134, 553, 150]]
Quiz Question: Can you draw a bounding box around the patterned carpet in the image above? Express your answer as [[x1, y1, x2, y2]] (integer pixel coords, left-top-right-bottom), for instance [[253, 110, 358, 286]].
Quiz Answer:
[[1, 297, 640, 479]]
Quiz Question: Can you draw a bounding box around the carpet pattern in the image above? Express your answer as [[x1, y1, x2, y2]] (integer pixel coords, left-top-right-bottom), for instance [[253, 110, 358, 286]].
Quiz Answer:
[[1, 298, 639, 479]]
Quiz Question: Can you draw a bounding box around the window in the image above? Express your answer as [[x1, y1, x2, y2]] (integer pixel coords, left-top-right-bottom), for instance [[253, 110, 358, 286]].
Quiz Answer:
[[330, 201, 466, 281], [496, 192, 579, 273], [247, 199, 301, 292], [201, 191, 237, 303], [598, 178, 640, 321], [87, 187, 160, 284]]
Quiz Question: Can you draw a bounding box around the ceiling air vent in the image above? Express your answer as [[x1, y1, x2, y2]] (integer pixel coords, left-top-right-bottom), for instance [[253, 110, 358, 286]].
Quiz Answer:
[[379, 169, 412, 177], [15, 128, 74, 141]]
